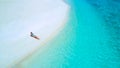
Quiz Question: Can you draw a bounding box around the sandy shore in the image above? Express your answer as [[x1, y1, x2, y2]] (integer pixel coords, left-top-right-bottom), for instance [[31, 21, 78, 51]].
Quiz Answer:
[[0, 0, 70, 67], [10, 15, 69, 67]]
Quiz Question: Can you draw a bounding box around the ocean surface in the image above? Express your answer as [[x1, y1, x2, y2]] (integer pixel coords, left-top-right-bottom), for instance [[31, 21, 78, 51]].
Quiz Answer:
[[5, 0, 120, 68]]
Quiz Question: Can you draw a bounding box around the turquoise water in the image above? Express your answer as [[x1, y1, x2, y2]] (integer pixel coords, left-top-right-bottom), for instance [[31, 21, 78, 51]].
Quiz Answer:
[[19, 0, 120, 68]]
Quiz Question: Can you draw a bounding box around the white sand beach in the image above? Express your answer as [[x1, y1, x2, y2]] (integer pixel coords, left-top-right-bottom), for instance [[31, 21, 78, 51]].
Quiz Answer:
[[0, 0, 70, 67]]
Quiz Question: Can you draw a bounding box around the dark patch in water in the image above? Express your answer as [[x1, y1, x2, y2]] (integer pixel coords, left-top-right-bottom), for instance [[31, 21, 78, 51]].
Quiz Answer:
[[86, 0, 120, 67]]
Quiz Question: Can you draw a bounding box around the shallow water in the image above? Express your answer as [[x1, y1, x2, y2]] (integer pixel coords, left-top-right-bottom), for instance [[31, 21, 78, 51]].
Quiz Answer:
[[16, 0, 120, 68]]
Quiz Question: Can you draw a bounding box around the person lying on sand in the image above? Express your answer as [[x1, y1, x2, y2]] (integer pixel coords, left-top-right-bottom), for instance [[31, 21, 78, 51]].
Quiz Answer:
[[30, 32, 40, 40]]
